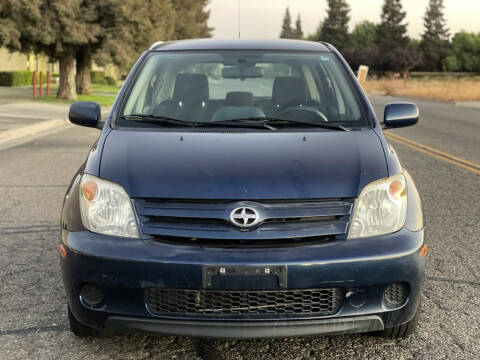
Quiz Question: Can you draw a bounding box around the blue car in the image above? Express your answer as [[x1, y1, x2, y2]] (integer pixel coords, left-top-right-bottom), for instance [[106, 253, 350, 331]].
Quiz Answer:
[[60, 39, 426, 339]]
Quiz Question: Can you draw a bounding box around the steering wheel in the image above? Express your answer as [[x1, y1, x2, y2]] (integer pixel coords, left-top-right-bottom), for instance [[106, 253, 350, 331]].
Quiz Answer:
[[276, 106, 329, 123]]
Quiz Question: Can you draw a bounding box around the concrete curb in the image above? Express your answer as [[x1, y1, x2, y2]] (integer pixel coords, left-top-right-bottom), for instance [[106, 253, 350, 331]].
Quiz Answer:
[[0, 106, 110, 150], [455, 101, 480, 110], [0, 118, 68, 146]]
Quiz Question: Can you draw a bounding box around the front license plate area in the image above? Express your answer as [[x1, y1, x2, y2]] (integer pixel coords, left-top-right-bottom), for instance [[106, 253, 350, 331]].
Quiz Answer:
[[203, 265, 287, 290]]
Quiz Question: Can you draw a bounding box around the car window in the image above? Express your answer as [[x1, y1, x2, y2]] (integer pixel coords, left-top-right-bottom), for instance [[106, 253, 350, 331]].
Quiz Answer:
[[120, 51, 367, 128]]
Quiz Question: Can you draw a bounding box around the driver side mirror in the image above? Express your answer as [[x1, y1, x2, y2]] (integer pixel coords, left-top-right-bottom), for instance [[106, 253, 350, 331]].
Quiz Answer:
[[383, 103, 419, 129], [69, 102, 101, 129]]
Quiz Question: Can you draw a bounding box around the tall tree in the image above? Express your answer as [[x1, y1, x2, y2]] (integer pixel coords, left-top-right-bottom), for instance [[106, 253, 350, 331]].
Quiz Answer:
[[393, 38, 423, 84], [443, 32, 480, 72], [0, 0, 102, 100], [279, 7, 293, 39], [1, 0, 212, 98], [95, 0, 177, 76], [346, 21, 379, 70], [420, 0, 450, 71], [294, 15, 304, 39], [351, 21, 377, 50], [171, 0, 212, 40], [307, 23, 323, 42], [75, 1, 111, 95], [320, 0, 351, 50], [96, 0, 211, 78], [376, 0, 409, 70]]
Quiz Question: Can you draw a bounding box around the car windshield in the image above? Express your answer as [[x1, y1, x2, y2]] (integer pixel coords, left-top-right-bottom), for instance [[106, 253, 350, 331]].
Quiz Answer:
[[118, 50, 368, 129]]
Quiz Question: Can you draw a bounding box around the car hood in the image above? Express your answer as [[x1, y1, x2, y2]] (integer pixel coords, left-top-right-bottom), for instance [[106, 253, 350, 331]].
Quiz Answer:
[[99, 129, 388, 199]]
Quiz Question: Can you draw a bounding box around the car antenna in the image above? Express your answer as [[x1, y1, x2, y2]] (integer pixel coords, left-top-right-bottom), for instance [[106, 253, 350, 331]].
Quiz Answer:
[[237, 0, 241, 38]]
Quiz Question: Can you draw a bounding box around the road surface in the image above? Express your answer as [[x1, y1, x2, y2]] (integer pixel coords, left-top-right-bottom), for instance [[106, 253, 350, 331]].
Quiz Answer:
[[0, 96, 479, 359]]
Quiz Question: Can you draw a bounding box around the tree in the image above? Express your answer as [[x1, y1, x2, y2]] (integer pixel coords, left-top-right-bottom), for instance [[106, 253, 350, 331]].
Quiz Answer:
[[346, 21, 379, 70], [320, 0, 351, 50], [420, 0, 450, 71], [1, 0, 212, 98], [95, 0, 177, 76], [83, 0, 213, 94], [294, 15, 304, 39], [171, 0, 212, 40], [75, 1, 112, 95], [307, 23, 323, 42], [280, 7, 293, 39], [0, 0, 102, 100], [392, 39, 423, 84], [443, 32, 480, 72], [351, 21, 377, 50], [376, 0, 409, 70], [96, 0, 211, 79]]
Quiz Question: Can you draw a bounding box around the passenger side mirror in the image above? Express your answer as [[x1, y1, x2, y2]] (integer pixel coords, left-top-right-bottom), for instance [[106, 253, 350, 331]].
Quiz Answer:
[[383, 103, 419, 129], [69, 102, 101, 129]]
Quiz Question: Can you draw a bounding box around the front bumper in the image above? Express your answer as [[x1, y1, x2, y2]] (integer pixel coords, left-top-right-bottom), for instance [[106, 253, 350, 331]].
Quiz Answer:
[[60, 228, 425, 338], [105, 315, 384, 338]]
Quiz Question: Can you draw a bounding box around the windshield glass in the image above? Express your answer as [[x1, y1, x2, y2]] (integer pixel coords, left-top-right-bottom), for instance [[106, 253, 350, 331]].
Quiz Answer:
[[119, 51, 368, 128]]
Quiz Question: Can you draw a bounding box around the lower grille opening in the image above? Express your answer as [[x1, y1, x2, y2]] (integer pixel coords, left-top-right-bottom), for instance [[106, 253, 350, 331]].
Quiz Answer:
[[145, 288, 344, 319], [150, 235, 337, 248]]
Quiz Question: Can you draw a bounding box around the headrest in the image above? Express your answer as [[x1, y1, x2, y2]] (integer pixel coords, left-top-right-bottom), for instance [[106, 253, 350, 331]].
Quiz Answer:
[[225, 91, 254, 106], [272, 76, 307, 107], [173, 73, 209, 104]]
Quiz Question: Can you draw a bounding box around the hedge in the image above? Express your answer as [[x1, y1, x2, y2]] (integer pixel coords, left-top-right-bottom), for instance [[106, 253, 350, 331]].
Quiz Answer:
[[91, 71, 117, 86], [0, 71, 34, 86], [0, 70, 116, 87], [91, 71, 106, 84], [105, 75, 117, 86]]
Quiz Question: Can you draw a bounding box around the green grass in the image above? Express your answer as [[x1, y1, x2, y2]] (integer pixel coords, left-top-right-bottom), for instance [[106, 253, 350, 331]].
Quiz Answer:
[[91, 83, 121, 94], [36, 94, 116, 106]]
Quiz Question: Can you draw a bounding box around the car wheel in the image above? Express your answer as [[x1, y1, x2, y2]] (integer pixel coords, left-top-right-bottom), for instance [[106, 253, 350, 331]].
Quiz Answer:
[[68, 306, 101, 337], [378, 302, 421, 338]]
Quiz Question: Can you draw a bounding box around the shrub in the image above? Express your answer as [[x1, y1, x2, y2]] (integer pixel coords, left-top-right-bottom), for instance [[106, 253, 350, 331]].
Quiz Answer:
[[0, 71, 34, 86], [90, 71, 107, 84], [105, 75, 117, 86]]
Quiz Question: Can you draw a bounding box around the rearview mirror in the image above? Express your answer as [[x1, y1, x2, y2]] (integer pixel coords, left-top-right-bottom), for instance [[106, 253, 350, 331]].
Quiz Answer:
[[69, 102, 101, 128], [222, 66, 262, 79], [383, 103, 419, 129]]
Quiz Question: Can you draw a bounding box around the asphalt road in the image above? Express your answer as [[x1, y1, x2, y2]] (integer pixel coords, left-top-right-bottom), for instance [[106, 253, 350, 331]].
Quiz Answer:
[[0, 96, 479, 359]]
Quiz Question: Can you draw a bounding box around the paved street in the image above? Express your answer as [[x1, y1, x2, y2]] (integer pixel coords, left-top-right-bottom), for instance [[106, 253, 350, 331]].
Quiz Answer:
[[0, 95, 479, 359]]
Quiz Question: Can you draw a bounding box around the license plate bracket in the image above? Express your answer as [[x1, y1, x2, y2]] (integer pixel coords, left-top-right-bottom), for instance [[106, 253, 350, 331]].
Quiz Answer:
[[203, 265, 287, 289]]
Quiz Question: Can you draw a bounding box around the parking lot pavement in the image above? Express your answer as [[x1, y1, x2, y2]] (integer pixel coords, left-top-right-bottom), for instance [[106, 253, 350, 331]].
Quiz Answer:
[[0, 97, 479, 359]]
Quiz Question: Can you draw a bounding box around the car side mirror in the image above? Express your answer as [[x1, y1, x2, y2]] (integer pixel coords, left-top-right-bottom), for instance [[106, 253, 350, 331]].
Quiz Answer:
[[383, 103, 419, 129], [69, 102, 101, 129]]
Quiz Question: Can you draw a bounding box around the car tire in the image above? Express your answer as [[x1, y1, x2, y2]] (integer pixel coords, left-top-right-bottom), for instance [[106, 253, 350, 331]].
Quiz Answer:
[[68, 306, 101, 337], [378, 302, 421, 338]]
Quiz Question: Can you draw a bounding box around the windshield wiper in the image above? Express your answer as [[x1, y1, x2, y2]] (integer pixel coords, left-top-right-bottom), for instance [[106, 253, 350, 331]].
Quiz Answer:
[[240, 117, 350, 131], [120, 114, 276, 130], [208, 119, 277, 130], [120, 114, 195, 127], [120, 114, 348, 131]]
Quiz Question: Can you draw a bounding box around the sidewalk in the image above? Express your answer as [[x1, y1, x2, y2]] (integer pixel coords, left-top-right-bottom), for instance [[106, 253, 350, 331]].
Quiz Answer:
[[0, 99, 111, 148]]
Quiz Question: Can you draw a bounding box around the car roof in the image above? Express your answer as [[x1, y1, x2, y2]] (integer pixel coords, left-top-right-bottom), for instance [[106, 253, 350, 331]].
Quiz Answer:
[[149, 39, 331, 52]]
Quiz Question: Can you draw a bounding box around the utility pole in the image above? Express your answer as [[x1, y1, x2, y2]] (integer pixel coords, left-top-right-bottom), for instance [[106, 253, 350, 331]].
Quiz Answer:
[[238, 0, 241, 38]]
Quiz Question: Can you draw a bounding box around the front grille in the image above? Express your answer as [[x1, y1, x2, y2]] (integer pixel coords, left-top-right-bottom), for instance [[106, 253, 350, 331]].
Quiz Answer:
[[134, 199, 353, 243], [145, 288, 344, 319]]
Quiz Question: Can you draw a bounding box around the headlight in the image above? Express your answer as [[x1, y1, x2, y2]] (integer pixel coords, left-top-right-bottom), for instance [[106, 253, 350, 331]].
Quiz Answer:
[[79, 174, 139, 238], [348, 174, 407, 239]]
